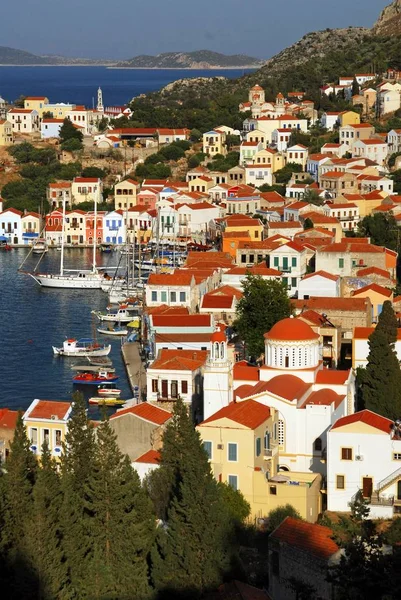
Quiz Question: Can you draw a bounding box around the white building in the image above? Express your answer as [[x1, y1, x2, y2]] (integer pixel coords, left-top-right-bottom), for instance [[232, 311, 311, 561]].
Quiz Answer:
[[353, 326, 401, 369], [146, 272, 197, 312], [8, 108, 40, 133], [0, 207, 23, 244], [269, 241, 307, 295], [203, 329, 232, 420], [41, 118, 64, 139], [103, 210, 125, 244], [320, 112, 341, 131], [387, 129, 401, 154], [298, 271, 341, 300], [240, 140, 263, 165], [21, 211, 42, 245], [245, 165, 273, 187], [327, 410, 401, 518], [352, 139, 389, 166], [272, 128, 292, 152], [377, 87, 401, 116], [176, 202, 220, 241], [285, 144, 308, 168], [324, 202, 360, 232]]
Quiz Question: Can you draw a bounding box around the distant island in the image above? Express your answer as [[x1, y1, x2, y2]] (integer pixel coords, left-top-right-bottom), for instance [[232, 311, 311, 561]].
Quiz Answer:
[[0, 45, 264, 68], [115, 50, 264, 69]]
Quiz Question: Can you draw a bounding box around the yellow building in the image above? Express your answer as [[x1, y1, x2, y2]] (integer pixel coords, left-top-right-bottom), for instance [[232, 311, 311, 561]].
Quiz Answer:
[[197, 400, 322, 521], [64, 209, 86, 244], [341, 193, 386, 218], [188, 175, 214, 194], [252, 148, 285, 172], [338, 110, 361, 127], [352, 283, 393, 322], [22, 211, 42, 245], [24, 96, 50, 114], [225, 215, 264, 242], [202, 129, 227, 157], [0, 119, 13, 145], [23, 399, 72, 461], [114, 178, 139, 210]]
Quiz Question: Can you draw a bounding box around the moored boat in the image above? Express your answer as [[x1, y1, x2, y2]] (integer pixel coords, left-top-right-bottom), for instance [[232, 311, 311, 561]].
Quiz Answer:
[[88, 397, 125, 406], [32, 239, 48, 254], [92, 306, 134, 323], [53, 338, 111, 357], [98, 385, 122, 397], [97, 324, 128, 336], [73, 369, 119, 385]]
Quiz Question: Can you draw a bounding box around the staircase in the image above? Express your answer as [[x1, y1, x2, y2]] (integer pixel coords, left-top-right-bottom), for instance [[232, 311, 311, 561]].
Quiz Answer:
[[376, 466, 401, 492]]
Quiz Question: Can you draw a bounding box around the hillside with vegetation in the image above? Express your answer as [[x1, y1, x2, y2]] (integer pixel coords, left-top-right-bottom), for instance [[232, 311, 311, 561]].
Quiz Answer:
[[117, 50, 263, 69], [374, 0, 401, 36]]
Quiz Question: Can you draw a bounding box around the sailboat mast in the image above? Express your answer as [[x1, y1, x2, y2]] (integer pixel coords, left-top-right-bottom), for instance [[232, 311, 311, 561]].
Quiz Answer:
[[60, 197, 66, 276], [92, 197, 97, 273]]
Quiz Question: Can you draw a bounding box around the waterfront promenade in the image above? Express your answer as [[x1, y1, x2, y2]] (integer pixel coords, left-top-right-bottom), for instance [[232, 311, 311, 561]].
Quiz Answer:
[[122, 341, 146, 399]]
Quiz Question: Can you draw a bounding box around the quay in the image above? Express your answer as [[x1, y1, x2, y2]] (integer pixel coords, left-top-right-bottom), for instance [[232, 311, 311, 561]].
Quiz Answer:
[[121, 341, 146, 399]]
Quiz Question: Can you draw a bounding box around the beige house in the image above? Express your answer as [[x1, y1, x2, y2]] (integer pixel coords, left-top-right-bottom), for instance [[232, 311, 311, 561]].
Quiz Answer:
[[339, 123, 375, 147], [64, 209, 86, 244], [8, 108, 40, 133], [320, 171, 357, 198], [24, 96, 50, 114], [71, 177, 103, 206], [0, 119, 13, 145], [114, 178, 138, 210], [202, 129, 227, 157], [197, 400, 322, 521], [188, 176, 214, 194]]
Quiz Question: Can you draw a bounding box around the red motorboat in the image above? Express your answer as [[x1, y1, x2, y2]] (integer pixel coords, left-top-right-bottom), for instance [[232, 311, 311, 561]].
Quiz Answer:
[[73, 369, 119, 385]]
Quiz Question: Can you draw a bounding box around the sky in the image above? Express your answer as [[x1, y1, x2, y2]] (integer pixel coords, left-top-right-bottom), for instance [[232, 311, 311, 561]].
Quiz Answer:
[[0, 0, 389, 60]]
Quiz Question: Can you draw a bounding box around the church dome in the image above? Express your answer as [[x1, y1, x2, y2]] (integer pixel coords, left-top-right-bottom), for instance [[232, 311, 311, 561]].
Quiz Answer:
[[264, 318, 319, 342]]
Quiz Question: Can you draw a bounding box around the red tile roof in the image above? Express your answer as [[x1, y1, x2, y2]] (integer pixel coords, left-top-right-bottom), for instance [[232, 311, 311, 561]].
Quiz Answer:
[[352, 283, 392, 298], [134, 449, 161, 464], [353, 327, 401, 340], [201, 294, 236, 309], [147, 272, 194, 286], [268, 221, 302, 229], [200, 400, 270, 429], [149, 349, 208, 371], [315, 369, 350, 385], [0, 409, 20, 429], [356, 266, 392, 279], [302, 389, 345, 408], [111, 402, 172, 425], [261, 375, 312, 401], [302, 270, 339, 282], [28, 400, 71, 421], [155, 333, 211, 344], [146, 305, 189, 316], [151, 314, 212, 328], [264, 318, 319, 341], [270, 517, 339, 560], [73, 177, 100, 183], [209, 285, 243, 299], [233, 361, 260, 382], [331, 409, 393, 434], [293, 297, 370, 312]]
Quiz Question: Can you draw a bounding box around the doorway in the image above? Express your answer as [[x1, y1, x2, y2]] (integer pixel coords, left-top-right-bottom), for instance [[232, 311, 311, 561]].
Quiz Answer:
[[362, 477, 373, 498]]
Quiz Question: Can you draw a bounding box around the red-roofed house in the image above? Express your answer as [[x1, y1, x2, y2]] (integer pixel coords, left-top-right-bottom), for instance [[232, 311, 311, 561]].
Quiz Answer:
[[269, 241, 307, 295], [324, 201, 360, 232], [23, 400, 72, 461], [199, 290, 238, 323], [8, 108, 40, 133], [146, 271, 197, 311], [110, 403, 171, 463], [0, 409, 20, 462], [132, 449, 161, 481], [268, 517, 340, 600], [328, 409, 401, 517], [352, 283, 393, 321], [0, 207, 23, 245], [147, 349, 208, 417], [316, 241, 397, 279], [298, 270, 341, 299]]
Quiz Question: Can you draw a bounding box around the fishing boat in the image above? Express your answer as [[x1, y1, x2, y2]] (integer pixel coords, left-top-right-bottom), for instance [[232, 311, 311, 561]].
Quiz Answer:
[[73, 369, 119, 385], [97, 324, 128, 336], [92, 306, 133, 323], [98, 385, 122, 397], [53, 338, 111, 357], [32, 239, 48, 254], [88, 397, 125, 406], [88, 356, 113, 367]]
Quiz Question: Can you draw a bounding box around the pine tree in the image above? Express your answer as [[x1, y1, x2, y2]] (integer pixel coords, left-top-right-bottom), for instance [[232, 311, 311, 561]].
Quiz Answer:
[[26, 441, 68, 600], [376, 299, 398, 344], [59, 392, 96, 595], [83, 418, 155, 600], [352, 78, 360, 96], [151, 398, 234, 598], [360, 328, 401, 419], [0, 413, 37, 598]]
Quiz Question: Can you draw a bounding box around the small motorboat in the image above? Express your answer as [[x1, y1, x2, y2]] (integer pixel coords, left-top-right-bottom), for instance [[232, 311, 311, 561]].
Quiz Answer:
[[32, 239, 48, 254], [92, 306, 133, 323], [97, 324, 128, 336], [53, 338, 111, 357], [100, 243, 114, 253], [73, 369, 119, 385], [98, 385, 122, 397], [88, 397, 126, 406]]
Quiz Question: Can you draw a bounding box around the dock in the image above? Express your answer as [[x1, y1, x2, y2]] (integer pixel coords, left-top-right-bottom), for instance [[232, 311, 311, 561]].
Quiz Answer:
[[121, 341, 146, 399]]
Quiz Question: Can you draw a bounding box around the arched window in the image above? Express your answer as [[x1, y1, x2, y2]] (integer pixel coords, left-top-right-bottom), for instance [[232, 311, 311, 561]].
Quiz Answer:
[[214, 342, 219, 359], [220, 343, 225, 359], [314, 438, 322, 452]]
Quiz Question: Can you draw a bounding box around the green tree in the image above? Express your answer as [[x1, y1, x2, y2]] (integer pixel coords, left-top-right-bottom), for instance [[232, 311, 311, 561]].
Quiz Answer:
[[150, 398, 235, 598], [83, 418, 155, 599], [26, 441, 68, 600], [0, 414, 37, 598], [267, 504, 302, 533], [59, 392, 96, 596], [274, 162, 303, 184], [357, 213, 398, 251], [81, 166, 106, 179], [187, 154, 201, 169], [225, 134, 241, 150], [376, 300, 398, 345], [97, 116, 109, 132], [59, 118, 83, 144], [61, 137, 83, 152], [217, 482, 251, 525], [303, 217, 314, 230], [303, 188, 324, 206], [189, 128, 202, 142], [352, 78, 360, 96], [359, 327, 401, 419], [234, 275, 292, 358]]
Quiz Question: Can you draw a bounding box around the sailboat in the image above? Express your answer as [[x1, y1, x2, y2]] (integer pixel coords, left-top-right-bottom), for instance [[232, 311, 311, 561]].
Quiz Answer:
[[26, 198, 106, 289]]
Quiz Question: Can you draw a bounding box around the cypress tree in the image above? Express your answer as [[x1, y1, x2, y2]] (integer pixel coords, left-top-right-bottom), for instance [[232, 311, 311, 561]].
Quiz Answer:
[[59, 392, 96, 595], [83, 418, 155, 600], [26, 441, 68, 600], [360, 328, 401, 420], [151, 398, 233, 598], [0, 413, 37, 598], [376, 299, 398, 344]]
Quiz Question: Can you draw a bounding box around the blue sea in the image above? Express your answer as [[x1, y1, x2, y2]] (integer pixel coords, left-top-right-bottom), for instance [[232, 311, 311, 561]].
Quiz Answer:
[[0, 66, 253, 107], [0, 248, 132, 415]]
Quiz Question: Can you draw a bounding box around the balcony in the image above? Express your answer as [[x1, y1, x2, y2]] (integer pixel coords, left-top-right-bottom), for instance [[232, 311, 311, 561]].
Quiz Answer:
[[281, 267, 291, 273], [338, 215, 355, 221], [264, 446, 278, 459]]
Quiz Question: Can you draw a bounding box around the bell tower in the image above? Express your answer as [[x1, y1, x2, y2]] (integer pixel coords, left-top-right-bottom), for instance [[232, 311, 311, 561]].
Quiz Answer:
[[97, 87, 104, 112], [203, 327, 232, 420]]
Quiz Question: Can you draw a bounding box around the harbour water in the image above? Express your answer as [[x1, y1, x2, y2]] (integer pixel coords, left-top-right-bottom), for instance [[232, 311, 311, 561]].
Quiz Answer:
[[0, 66, 254, 106], [0, 248, 132, 414]]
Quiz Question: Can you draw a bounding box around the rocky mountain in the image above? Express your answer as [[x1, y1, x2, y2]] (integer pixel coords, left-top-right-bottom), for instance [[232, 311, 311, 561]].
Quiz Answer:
[[0, 45, 115, 65], [374, 0, 401, 36], [116, 50, 263, 69]]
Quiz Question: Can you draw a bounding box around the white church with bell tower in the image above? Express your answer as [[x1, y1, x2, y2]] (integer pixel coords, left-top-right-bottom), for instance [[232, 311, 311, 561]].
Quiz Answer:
[[203, 327, 232, 420]]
